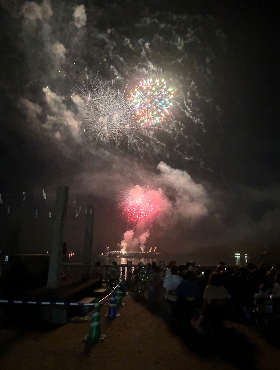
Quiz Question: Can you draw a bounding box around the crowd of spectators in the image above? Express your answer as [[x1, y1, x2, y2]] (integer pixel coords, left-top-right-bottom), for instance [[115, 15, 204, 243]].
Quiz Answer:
[[130, 260, 280, 333]]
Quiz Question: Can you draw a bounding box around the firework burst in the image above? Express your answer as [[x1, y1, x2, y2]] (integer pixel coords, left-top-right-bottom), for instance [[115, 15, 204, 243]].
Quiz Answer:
[[127, 78, 175, 127], [72, 78, 180, 157], [123, 185, 156, 223], [72, 80, 135, 143]]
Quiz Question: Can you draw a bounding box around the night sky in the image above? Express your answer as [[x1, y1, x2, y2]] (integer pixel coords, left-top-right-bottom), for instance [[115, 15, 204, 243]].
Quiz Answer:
[[0, 0, 279, 258]]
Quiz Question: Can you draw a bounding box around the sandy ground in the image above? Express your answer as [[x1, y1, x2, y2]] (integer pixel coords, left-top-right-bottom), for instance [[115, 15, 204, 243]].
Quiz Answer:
[[0, 294, 280, 370]]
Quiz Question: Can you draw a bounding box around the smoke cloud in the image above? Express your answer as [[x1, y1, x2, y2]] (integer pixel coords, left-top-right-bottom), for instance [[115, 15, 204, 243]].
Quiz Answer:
[[17, 98, 43, 125], [49, 41, 66, 75], [157, 161, 209, 221], [43, 87, 80, 138], [20, 0, 52, 29], [120, 230, 134, 253], [73, 5, 87, 29]]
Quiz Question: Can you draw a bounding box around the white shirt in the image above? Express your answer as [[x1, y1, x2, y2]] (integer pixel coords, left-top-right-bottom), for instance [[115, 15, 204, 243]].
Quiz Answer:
[[203, 285, 229, 304], [163, 275, 183, 302], [165, 268, 171, 278]]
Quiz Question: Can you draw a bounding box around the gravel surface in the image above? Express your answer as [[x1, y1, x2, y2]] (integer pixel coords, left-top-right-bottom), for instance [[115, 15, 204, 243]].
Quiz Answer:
[[0, 294, 280, 370]]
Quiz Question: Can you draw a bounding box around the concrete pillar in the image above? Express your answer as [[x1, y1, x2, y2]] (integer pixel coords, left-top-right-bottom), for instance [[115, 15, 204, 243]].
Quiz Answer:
[[46, 186, 69, 290], [81, 205, 95, 280]]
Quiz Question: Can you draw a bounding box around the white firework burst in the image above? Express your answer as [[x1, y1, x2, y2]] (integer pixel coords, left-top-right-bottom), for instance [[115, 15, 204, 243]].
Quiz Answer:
[[73, 81, 134, 143]]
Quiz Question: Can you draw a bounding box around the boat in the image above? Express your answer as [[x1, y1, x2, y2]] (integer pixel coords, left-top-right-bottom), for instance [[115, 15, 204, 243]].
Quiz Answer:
[[98, 246, 160, 259]]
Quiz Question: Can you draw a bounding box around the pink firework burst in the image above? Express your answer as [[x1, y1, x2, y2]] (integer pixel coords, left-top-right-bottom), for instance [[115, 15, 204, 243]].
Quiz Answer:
[[123, 185, 156, 223]]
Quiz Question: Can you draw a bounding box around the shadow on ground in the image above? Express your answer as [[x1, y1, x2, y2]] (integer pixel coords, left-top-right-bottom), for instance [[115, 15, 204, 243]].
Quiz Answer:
[[176, 326, 258, 370], [134, 295, 259, 370]]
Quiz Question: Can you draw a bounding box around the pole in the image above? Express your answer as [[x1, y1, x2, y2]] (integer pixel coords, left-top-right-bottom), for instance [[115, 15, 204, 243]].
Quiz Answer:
[[46, 186, 69, 290], [81, 205, 95, 280]]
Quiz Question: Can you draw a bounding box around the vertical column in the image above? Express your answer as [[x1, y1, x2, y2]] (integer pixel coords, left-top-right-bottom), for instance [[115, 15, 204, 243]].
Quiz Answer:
[[81, 205, 95, 280], [127, 260, 132, 280], [46, 186, 69, 290]]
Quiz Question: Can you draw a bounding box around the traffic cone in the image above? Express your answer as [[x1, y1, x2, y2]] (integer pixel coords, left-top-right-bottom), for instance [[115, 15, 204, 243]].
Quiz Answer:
[[84, 298, 103, 343], [115, 286, 122, 308], [106, 290, 119, 318]]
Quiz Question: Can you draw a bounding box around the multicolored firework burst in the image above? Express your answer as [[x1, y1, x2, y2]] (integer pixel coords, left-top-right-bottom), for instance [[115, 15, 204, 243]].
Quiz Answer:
[[72, 78, 179, 156], [123, 185, 156, 223], [127, 78, 175, 127]]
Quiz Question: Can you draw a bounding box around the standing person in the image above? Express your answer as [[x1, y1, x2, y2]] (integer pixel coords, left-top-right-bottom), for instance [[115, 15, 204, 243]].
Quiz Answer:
[[165, 261, 176, 278], [199, 272, 229, 332], [148, 266, 163, 311], [108, 261, 120, 288], [202, 272, 229, 306], [198, 268, 212, 294], [163, 265, 183, 319], [176, 270, 201, 327], [92, 261, 104, 280], [232, 266, 251, 323], [132, 262, 147, 297], [273, 273, 280, 298]]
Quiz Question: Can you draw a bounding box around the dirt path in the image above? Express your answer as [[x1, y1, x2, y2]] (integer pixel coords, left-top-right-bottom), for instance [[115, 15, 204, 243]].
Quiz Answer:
[[0, 294, 280, 370]]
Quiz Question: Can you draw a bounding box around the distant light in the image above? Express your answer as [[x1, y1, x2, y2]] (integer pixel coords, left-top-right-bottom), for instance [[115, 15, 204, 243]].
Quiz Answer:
[[5, 256, 8, 262]]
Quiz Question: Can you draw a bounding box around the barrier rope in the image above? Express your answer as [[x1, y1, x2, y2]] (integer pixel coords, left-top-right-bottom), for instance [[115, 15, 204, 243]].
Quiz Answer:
[[0, 282, 122, 306], [0, 300, 96, 306]]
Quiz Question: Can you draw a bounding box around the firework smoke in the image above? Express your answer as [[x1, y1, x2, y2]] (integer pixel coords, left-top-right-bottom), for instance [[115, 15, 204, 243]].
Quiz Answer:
[[4, 2, 226, 252], [14, 1, 224, 162], [73, 5, 87, 29], [120, 227, 151, 253], [120, 230, 134, 254], [139, 230, 150, 252], [120, 185, 171, 252]]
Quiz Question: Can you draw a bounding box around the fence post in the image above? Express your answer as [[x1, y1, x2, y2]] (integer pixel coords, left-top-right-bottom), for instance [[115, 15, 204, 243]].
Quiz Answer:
[[81, 205, 95, 280], [46, 185, 69, 290], [127, 260, 132, 280]]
